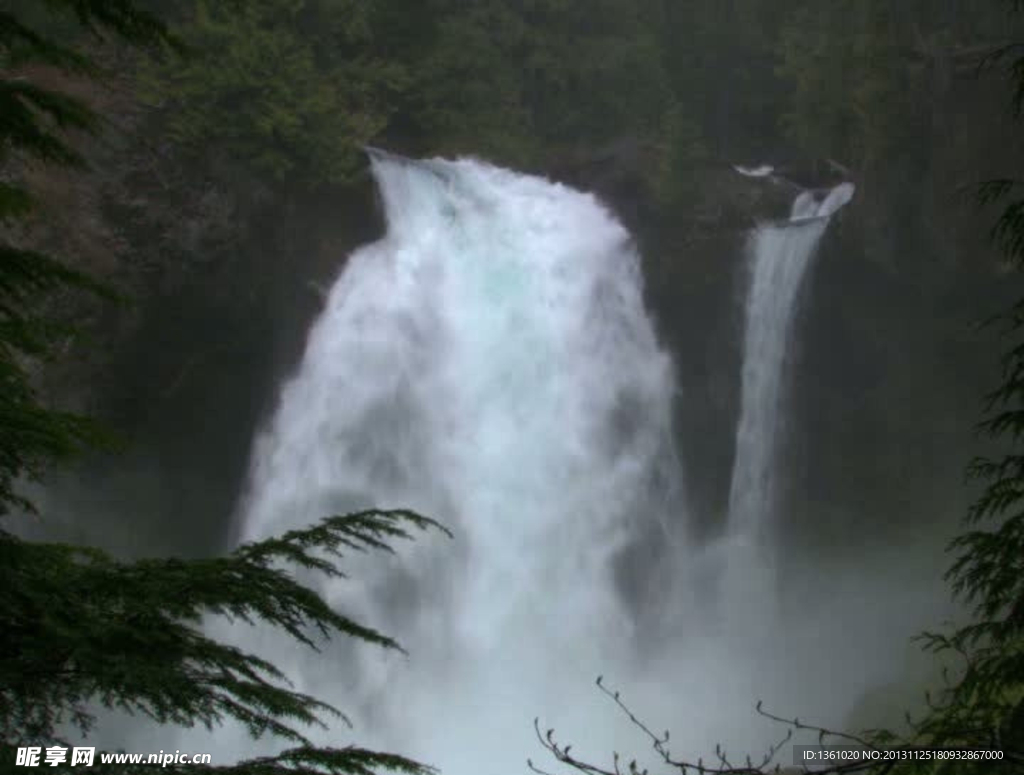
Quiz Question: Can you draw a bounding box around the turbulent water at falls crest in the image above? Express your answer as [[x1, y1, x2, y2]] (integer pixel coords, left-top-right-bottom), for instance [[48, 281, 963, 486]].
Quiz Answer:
[[727, 183, 855, 539]]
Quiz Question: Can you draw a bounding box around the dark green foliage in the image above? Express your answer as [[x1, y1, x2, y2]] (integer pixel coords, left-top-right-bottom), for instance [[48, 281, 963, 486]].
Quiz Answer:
[[901, 244, 1024, 760], [1, 5, 444, 775], [48, 0, 179, 49], [775, 0, 918, 169], [142, 0, 408, 186], [8, 1, 1024, 773], [141, 0, 675, 187], [891, 30, 1024, 767], [977, 38, 1024, 118], [174, 746, 432, 775], [133, 0, 1024, 222], [0, 0, 177, 515], [0, 79, 96, 167], [1, 509, 446, 774], [1, 7, 93, 77]]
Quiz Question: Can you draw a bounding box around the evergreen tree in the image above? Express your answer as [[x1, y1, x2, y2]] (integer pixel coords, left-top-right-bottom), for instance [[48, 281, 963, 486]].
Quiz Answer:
[[0, 4, 446, 773], [141, 0, 677, 191], [1, 509, 446, 774], [774, 0, 917, 170], [0, 0, 153, 514], [903, 38, 1024, 774], [142, 0, 408, 188]]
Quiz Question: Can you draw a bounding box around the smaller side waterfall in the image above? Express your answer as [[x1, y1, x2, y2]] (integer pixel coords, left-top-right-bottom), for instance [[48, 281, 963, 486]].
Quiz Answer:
[[727, 182, 855, 538]]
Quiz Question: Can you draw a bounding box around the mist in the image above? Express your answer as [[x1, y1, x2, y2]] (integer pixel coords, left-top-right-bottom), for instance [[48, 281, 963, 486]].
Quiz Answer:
[[39, 153, 966, 774], [9, 1, 1024, 773]]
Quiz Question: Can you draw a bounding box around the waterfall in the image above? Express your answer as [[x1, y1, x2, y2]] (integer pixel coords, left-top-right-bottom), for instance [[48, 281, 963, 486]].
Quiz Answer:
[[727, 182, 855, 538], [230, 153, 685, 773], [156, 161, 938, 775]]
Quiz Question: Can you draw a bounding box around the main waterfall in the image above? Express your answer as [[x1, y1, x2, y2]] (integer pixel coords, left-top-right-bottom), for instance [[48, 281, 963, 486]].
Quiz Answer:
[[232, 153, 685, 773], [727, 183, 855, 538]]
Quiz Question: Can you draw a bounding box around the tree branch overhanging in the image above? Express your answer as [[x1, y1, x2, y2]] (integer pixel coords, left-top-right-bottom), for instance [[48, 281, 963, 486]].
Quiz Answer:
[[529, 677, 1022, 775]]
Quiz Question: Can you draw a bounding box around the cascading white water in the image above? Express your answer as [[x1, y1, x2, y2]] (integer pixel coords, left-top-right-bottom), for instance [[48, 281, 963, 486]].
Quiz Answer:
[[230, 153, 685, 773], [144, 160, 949, 775], [34, 151, 950, 773], [727, 183, 855, 538]]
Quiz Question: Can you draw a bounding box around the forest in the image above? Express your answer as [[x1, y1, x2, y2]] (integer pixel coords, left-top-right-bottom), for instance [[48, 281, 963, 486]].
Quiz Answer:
[[2, 1, 1024, 773]]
